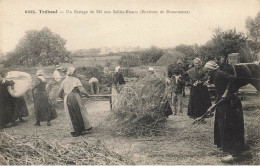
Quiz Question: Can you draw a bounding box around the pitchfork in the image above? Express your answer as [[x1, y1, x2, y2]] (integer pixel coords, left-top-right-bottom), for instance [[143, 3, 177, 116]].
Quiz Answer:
[[192, 99, 224, 125]]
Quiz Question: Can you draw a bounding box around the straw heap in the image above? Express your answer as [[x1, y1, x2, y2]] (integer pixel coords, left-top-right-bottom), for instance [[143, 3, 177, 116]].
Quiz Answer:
[[110, 73, 172, 136], [0, 132, 132, 165]]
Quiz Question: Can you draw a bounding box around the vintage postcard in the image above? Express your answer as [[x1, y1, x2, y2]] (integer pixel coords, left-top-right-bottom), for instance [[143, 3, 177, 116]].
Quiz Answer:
[[0, 0, 260, 165]]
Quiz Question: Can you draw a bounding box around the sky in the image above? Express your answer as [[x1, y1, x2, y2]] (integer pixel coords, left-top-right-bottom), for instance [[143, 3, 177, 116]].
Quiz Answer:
[[0, 0, 259, 53]]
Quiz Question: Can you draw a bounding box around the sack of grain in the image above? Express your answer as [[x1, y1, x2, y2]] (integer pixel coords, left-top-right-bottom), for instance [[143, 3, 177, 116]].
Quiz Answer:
[[6, 71, 32, 97]]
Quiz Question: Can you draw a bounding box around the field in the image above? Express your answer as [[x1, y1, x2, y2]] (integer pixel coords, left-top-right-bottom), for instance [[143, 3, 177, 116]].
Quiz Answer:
[[1, 58, 260, 165], [71, 55, 121, 67]]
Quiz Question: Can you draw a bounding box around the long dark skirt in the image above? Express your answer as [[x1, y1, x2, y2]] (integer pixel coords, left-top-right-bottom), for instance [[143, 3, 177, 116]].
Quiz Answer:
[[214, 95, 245, 154], [188, 84, 212, 118], [67, 92, 89, 134], [12, 97, 29, 121], [34, 91, 57, 122], [0, 84, 14, 126]]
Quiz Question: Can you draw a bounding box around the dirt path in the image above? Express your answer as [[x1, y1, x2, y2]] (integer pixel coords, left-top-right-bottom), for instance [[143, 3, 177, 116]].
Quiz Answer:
[[3, 95, 260, 165]]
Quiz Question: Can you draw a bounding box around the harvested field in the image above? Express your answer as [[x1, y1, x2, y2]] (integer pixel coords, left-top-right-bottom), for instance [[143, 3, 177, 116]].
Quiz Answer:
[[0, 132, 132, 165], [1, 65, 260, 165]]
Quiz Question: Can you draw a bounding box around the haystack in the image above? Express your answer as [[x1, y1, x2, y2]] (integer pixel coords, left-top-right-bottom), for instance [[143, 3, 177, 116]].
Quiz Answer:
[[109, 72, 172, 136], [157, 50, 186, 66], [0, 132, 132, 165]]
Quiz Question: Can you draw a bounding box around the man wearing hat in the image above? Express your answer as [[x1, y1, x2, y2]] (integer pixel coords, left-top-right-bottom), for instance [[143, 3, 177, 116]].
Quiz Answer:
[[176, 59, 187, 97], [204, 61, 245, 163], [53, 64, 62, 82], [171, 68, 184, 115], [166, 64, 185, 115]]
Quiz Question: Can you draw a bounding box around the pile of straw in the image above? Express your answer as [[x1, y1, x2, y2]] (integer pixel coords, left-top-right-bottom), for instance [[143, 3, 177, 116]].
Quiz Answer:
[[157, 51, 186, 66], [110, 73, 172, 136], [0, 132, 132, 165]]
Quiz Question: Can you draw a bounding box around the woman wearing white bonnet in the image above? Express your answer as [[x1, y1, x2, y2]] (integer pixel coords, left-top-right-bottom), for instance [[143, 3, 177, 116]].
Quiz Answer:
[[53, 64, 62, 82], [115, 66, 120, 73], [204, 60, 219, 70], [179, 57, 212, 118], [33, 70, 57, 126], [203, 60, 245, 163], [58, 67, 92, 137], [148, 67, 154, 74], [66, 66, 76, 76]]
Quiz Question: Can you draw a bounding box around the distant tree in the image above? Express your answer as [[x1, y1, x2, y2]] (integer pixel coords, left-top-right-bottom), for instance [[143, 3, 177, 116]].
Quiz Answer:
[[5, 27, 72, 67], [212, 28, 248, 61], [175, 44, 196, 57], [173, 44, 202, 67], [197, 40, 217, 62], [246, 12, 260, 54], [140, 46, 165, 64]]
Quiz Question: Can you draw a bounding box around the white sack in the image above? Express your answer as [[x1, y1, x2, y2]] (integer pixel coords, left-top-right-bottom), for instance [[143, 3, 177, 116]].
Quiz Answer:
[[6, 71, 32, 97]]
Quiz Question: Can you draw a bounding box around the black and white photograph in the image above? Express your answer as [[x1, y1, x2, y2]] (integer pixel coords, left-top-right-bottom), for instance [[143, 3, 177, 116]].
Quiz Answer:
[[0, 0, 260, 165]]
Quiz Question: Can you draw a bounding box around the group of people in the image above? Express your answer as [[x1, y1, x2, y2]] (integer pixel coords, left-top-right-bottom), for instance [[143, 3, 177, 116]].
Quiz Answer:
[[0, 63, 127, 138], [0, 65, 94, 137], [1, 58, 249, 162], [166, 57, 246, 163], [34, 66, 94, 136], [54, 65, 126, 136]]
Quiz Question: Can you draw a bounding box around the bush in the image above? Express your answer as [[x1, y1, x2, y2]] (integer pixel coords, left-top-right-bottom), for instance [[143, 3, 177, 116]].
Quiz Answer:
[[75, 66, 105, 83], [74, 65, 110, 94], [118, 53, 141, 67]]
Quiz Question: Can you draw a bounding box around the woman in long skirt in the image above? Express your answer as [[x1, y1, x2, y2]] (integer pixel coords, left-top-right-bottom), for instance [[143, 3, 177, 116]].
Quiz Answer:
[[204, 61, 245, 163], [179, 58, 212, 118], [58, 67, 92, 137], [11, 97, 29, 125], [0, 71, 15, 128], [32, 70, 57, 126]]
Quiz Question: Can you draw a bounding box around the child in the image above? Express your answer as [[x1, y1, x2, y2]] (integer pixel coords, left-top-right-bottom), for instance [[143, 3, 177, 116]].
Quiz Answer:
[[169, 69, 184, 115]]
